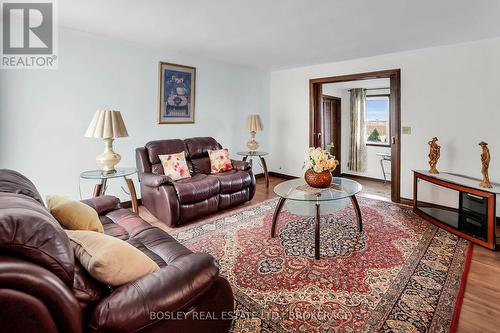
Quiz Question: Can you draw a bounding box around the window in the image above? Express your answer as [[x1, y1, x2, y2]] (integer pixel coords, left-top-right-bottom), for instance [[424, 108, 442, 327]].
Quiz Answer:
[[365, 95, 390, 145]]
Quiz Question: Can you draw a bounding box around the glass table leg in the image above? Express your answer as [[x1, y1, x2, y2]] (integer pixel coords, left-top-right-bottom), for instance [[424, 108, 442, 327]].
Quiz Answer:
[[350, 195, 363, 232], [259, 156, 269, 188], [315, 202, 321, 260], [271, 197, 287, 237], [93, 178, 107, 197], [125, 177, 139, 214]]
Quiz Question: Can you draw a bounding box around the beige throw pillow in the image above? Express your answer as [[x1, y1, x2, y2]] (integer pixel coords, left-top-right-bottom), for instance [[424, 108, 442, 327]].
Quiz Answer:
[[46, 195, 104, 233], [66, 230, 160, 286]]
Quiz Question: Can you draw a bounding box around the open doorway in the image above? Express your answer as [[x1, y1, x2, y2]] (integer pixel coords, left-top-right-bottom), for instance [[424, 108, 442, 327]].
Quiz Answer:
[[309, 69, 401, 203], [321, 95, 341, 176]]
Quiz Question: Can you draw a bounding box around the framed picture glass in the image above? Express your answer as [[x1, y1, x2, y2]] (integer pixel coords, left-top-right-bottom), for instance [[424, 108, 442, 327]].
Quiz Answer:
[[158, 61, 196, 124]]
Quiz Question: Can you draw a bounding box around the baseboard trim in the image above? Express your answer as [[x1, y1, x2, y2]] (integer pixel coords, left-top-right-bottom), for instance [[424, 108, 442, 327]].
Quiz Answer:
[[118, 173, 411, 207], [340, 173, 389, 184], [400, 197, 413, 206], [268, 171, 298, 180]]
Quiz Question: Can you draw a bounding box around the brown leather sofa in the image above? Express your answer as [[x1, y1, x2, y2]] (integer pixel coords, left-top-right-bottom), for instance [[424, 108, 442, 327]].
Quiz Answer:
[[136, 137, 256, 226], [0, 169, 234, 333]]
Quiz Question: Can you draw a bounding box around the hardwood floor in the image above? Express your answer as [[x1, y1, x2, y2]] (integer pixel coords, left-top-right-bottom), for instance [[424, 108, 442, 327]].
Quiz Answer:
[[343, 175, 391, 201], [458, 246, 500, 333], [140, 175, 500, 332]]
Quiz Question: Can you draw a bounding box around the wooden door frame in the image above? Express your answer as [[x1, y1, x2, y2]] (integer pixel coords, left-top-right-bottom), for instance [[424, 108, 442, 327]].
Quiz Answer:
[[309, 69, 401, 203], [322, 94, 342, 175]]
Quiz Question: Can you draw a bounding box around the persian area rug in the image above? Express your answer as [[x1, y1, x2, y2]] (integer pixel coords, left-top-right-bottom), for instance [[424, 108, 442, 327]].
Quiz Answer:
[[166, 197, 472, 333]]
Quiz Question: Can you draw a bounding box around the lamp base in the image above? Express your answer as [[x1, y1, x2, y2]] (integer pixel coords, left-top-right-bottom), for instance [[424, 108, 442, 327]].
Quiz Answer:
[[101, 169, 118, 175], [246, 139, 259, 151], [246, 131, 259, 151], [96, 138, 121, 174]]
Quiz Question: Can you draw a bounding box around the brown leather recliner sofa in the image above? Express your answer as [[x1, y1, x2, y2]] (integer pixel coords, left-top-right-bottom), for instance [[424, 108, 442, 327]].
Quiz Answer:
[[0, 169, 234, 333], [136, 137, 256, 226]]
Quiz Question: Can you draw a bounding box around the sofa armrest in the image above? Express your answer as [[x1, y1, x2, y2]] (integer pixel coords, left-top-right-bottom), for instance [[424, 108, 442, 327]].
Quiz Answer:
[[0, 256, 83, 333], [81, 195, 121, 215], [89, 253, 219, 332], [231, 160, 251, 171], [141, 173, 173, 187]]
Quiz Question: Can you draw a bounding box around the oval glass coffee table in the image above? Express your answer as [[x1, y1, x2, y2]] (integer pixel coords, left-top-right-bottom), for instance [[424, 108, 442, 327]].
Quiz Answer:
[[271, 177, 363, 260]]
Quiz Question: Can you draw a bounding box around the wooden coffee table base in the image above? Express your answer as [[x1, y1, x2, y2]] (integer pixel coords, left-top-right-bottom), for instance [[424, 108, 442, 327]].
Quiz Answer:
[[270, 195, 363, 260]]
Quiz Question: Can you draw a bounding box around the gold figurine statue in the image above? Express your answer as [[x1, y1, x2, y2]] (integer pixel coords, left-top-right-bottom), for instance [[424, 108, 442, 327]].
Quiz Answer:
[[479, 141, 492, 188], [428, 137, 441, 174]]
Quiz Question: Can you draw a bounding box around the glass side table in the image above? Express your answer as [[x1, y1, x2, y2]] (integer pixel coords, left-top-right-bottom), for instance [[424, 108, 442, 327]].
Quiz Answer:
[[79, 168, 139, 214], [376, 152, 391, 184], [272, 177, 363, 260], [237, 151, 269, 188]]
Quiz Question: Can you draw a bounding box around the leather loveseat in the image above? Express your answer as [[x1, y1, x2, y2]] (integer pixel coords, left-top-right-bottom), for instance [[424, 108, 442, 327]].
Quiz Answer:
[[0, 169, 234, 333], [136, 137, 256, 226]]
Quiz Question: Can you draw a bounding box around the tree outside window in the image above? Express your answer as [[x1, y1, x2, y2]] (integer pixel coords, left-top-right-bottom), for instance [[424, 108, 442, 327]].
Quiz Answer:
[[365, 95, 390, 145]]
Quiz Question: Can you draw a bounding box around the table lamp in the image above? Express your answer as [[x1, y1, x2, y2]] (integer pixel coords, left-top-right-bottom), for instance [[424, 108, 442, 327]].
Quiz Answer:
[[245, 114, 263, 151], [85, 110, 128, 174]]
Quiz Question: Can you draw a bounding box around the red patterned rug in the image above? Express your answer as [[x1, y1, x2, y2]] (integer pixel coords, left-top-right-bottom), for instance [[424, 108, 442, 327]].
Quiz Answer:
[[166, 197, 472, 333]]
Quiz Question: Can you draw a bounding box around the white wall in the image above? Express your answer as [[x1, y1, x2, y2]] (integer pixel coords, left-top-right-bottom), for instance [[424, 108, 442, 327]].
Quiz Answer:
[[270, 37, 500, 200], [322, 84, 391, 181], [0, 28, 270, 200]]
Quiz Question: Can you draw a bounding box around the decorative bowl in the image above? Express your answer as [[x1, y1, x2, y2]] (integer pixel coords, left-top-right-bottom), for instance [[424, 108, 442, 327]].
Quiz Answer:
[[304, 169, 332, 188]]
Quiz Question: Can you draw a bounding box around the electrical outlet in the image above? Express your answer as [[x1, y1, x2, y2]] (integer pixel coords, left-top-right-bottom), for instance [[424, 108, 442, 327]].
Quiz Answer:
[[402, 126, 411, 134]]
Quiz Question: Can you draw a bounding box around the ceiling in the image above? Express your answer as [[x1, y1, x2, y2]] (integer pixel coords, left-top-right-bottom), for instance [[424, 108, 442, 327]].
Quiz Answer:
[[60, 0, 500, 70]]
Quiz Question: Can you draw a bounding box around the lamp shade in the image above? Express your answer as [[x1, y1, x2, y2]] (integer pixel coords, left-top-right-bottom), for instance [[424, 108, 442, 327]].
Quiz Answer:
[[85, 110, 128, 139], [245, 114, 263, 132]]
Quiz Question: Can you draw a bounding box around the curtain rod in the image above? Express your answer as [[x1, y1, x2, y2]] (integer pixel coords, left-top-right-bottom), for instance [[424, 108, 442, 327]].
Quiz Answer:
[[347, 87, 390, 92]]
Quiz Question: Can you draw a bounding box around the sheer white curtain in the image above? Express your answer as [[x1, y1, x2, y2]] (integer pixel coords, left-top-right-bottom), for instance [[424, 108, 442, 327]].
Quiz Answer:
[[348, 88, 367, 172]]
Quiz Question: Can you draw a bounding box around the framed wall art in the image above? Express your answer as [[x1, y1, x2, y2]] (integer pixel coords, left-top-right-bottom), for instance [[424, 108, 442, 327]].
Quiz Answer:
[[157, 61, 196, 124]]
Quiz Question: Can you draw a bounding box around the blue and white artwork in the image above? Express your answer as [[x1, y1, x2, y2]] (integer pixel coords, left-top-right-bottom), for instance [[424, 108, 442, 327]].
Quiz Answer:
[[158, 62, 196, 123]]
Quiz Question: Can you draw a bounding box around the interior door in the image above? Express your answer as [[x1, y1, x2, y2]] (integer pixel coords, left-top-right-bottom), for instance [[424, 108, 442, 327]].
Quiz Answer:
[[322, 95, 341, 176]]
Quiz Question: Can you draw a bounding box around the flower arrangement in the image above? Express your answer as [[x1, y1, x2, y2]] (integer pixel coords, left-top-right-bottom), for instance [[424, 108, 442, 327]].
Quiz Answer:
[[303, 144, 339, 188], [304, 145, 339, 173]]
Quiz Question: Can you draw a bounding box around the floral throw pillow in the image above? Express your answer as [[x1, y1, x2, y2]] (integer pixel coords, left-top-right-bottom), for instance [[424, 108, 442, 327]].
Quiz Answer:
[[208, 148, 233, 173], [158, 151, 191, 180]]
